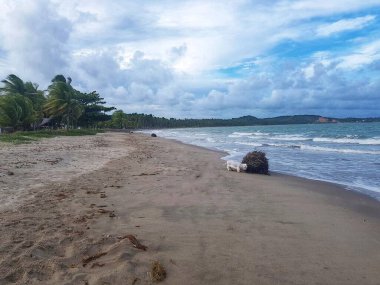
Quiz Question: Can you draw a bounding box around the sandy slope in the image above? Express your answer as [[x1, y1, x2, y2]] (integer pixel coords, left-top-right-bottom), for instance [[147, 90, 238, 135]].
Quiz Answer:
[[0, 132, 379, 285], [0, 133, 131, 210]]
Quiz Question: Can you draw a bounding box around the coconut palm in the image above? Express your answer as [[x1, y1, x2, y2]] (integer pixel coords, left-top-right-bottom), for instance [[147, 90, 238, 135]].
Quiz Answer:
[[0, 94, 34, 130], [44, 76, 83, 129], [51, 74, 67, 83], [0, 74, 44, 130], [0, 74, 26, 96], [24, 82, 46, 125]]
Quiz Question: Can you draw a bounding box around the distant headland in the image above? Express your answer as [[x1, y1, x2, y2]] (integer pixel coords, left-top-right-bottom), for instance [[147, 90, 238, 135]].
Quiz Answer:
[[108, 113, 380, 129]]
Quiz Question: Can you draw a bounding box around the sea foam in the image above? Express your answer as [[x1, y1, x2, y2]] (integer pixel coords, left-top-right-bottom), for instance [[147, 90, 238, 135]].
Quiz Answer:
[[313, 137, 380, 145]]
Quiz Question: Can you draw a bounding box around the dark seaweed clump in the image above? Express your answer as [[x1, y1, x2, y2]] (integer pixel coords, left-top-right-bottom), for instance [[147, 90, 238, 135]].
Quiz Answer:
[[242, 151, 269, 175]]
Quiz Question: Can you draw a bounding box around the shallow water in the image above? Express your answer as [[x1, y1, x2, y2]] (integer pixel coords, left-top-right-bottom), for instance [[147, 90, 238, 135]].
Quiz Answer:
[[143, 122, 380, 200]]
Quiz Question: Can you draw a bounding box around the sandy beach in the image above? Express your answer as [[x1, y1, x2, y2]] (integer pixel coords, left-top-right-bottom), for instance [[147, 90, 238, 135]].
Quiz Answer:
[[0, 132, 380, 285]]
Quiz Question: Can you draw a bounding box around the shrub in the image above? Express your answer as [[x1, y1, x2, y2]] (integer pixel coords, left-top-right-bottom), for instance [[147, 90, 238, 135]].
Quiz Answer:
[[241, 151, 269, 175]]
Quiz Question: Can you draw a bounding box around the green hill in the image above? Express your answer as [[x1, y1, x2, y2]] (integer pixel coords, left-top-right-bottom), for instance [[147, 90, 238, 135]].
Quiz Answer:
[[106, 113, 380, 129]]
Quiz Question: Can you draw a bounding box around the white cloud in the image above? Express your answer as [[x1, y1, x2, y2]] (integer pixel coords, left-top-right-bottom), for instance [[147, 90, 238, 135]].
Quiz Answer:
[[338, 39, 380, 69], [0, 0, 380, 118], [316, 15, 376, 37], [0, 0, 71, 83], [185, 59, 380, 118], [154, 1, 236, 29]]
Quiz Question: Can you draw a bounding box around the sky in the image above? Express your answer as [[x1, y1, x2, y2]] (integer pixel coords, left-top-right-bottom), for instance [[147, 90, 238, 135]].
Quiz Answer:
[[0, 0, 380, 119]]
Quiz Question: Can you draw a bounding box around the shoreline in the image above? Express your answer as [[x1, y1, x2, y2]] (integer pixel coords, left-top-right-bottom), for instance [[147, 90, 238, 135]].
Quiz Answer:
[[1, 132, 380, 284], [157, 134, 380, 216], [154, 134, 380, 203]]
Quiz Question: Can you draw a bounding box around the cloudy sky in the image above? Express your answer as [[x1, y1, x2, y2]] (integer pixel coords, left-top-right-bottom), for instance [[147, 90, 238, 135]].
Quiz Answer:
[[0, 0, 380, 118]]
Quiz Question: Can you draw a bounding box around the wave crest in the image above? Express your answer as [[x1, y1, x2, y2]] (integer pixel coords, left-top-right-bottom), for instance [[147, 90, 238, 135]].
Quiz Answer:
[[313, 137, 380, 145]]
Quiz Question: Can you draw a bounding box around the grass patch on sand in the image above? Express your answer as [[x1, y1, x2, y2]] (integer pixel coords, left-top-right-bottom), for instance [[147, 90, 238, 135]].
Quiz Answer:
[[0, 129, 104, 144]]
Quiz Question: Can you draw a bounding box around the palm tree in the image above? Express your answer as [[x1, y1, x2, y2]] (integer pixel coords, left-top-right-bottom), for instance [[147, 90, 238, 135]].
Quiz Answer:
[[0, 74, 44, 130], [44, 76, 83, 129], [0, 94, 34, 130], [0, 74, 26, 96], [24, 82, 46, 126]]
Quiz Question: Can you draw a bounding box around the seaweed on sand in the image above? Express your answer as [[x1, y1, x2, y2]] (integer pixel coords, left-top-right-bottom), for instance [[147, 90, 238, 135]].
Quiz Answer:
[[242, 151, 269, 175], [151, 261, 166, 282]]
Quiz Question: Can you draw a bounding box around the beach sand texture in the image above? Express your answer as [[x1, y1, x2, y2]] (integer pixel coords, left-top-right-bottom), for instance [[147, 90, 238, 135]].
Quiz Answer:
[[0, 132, 379, 285]]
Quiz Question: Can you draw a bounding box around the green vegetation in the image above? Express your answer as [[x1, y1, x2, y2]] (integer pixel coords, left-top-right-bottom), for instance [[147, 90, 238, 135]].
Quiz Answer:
[[44, 76, 84, 129], [101, 112, 380, 129], [0, 74, 115, 132], [336, 117, 380, 123], [76, 91, 115, 128], [0, 129, 103, 144], [1, 74, 379, 133], [0, 94, 34, 130], [0, 74, 45, 130]]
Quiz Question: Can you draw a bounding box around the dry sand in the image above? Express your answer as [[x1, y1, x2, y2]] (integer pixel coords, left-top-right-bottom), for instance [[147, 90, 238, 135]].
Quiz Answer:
[[0, 132, 379, 285]]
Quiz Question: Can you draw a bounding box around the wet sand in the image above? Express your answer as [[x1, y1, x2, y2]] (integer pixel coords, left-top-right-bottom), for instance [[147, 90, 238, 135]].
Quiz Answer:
[[0, 132, 379, 285]]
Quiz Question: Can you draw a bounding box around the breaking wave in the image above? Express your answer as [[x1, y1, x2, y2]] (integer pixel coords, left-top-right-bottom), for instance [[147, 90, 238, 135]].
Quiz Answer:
[[313, 137, 380, 145], [299, 145, 380, 155]]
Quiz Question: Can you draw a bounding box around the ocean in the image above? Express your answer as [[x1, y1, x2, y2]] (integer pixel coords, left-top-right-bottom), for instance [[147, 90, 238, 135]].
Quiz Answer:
[[143, 122, 380, 200]]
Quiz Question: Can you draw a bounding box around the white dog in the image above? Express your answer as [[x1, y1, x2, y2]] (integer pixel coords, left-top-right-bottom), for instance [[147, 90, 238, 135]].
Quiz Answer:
[[226, 160, 247, 173]]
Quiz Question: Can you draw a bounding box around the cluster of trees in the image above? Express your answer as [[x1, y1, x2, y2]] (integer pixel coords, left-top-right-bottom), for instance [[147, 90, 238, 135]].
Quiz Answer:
[[103, 113, 354, 129], [0, 74, 115, 131], [102, 111, 208, 129], [104, 112, 179, 129]]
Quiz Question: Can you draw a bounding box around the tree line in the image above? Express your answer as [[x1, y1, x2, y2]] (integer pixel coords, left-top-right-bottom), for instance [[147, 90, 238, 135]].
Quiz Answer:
[[103, 113, 341, 129], [105, 112, 380, 129], [2, 74, 378, 132], [103, 112, 264, 129], [0, 74, 115, 131]]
